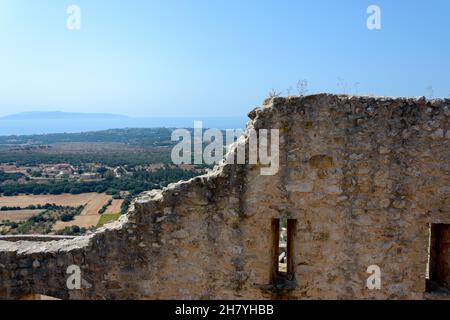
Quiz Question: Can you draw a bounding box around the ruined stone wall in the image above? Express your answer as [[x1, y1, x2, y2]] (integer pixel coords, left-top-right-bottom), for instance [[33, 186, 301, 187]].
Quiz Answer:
[[0, 94, 448, 300]]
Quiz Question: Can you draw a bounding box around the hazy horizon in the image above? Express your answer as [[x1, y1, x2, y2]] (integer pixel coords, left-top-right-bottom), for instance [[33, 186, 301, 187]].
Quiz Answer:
[[0, 115, 248, 136], [0, 110, 129, 119]]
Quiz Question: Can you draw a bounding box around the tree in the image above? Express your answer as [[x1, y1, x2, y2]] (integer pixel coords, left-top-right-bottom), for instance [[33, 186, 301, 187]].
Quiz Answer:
[[69, 188, 82, 195], [104, 171, 115, 180], [96, 167, 108, 175], [60, 213, 73, 222], [30, 171, 42, 177]]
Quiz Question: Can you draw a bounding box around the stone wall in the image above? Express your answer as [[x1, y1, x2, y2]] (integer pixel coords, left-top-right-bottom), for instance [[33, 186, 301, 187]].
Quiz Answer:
[[0, 94, 448, 300]]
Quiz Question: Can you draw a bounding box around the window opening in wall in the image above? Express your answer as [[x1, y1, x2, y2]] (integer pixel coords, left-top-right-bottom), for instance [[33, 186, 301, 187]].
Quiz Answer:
[[271, 218, 296, 287], [427, 223, 450, 294]]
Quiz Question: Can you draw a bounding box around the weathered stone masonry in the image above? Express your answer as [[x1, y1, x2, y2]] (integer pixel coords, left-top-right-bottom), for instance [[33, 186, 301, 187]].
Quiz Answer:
[[0, 94, 449, 300]]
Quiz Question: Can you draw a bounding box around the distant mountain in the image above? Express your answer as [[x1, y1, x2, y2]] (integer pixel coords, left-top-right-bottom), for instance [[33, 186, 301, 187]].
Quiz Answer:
[[0, 111, 129, 120]]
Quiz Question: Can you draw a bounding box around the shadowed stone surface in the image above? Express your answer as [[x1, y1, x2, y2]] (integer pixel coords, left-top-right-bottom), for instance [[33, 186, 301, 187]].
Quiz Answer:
[[0, 94, 449, 300]]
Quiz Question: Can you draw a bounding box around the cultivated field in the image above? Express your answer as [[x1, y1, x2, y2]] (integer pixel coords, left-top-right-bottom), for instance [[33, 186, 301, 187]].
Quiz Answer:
[[0, 209, 44, 222], [0, 193, 113, 230], [80, 193, 112, 215], [0, 165, 34, 174], [105, 199, 123, 214], [52, 193, 112, 230], [0, 193, 105, 207], [53, 214, 101, 231]]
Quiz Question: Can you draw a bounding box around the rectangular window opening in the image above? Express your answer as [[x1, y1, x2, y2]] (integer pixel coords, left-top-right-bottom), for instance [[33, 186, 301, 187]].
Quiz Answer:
[[271, 218, 296, 285], [427, 223, 450, 293], [278, 218, 288, 275]]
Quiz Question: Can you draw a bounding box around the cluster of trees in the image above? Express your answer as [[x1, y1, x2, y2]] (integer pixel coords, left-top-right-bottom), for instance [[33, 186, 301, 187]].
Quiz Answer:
[[0, 170, 24, 183], [56, 225, 89, 236], [0, 203, 68, 211], [60, 206, 84, 222], [2, 205, 84, 235], [0, 168, 199, 197], [98, 199, 112, 214], [0, 151, 172, 168], [0, 128, 176, 147], [121, 195, 132, 214]]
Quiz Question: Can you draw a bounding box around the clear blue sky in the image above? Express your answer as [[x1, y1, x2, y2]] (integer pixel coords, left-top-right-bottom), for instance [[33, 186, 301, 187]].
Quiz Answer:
[[0, 0, 448, 117]]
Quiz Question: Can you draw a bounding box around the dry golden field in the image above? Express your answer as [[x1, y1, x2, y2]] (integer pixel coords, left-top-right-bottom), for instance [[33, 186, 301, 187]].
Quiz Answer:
[[0, 165, 34, 174], [53, 214, 101, 230], [0, 209, 44, 222], [105, 199, 123, 214], [0, 193, 113, 230], [0, 193, 105, 207], [52, 193, 112, 230]]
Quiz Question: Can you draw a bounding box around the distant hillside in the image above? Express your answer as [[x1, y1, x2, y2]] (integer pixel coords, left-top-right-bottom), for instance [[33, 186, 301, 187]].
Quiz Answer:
[[0, 111, 129, 120], [0, 128, 177, 147]]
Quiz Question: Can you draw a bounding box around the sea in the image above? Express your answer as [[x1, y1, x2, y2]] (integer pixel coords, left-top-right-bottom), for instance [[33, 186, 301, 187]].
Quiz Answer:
[[0, 117, 248, 136]]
